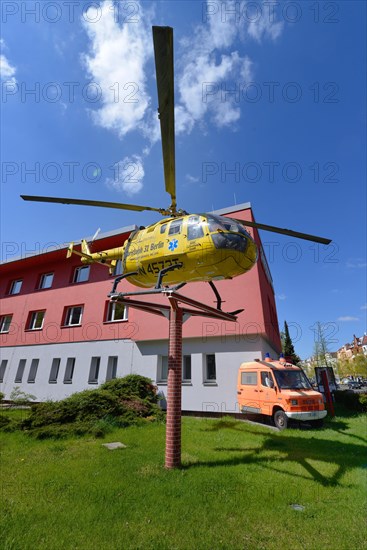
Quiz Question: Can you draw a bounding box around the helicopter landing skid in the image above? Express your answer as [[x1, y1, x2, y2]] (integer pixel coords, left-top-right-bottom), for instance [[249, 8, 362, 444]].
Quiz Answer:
[[208, 281, 244, 315]]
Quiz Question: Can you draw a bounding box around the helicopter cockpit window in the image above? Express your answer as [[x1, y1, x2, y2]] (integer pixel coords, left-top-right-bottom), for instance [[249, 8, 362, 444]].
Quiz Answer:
[[168, 219, 183, 235], [160, 224, 167, 234], [206, 214, 247, 235], [187, 216, 204, 241], [206, 215, 248, 252]]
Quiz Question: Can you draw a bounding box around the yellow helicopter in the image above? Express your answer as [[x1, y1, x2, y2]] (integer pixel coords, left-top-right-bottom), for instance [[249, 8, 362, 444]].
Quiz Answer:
[[21, 26, 331, 297]]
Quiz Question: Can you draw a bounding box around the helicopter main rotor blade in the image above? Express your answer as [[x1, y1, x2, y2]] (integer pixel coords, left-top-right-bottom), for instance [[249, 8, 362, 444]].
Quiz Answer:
[[230, 218, 331, 245], [153, 26, 176, 213], [21, 195, 165, 214]]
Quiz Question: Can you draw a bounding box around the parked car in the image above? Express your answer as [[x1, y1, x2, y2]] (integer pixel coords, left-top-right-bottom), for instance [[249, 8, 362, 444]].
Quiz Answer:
[[347, 380, 363, 390]]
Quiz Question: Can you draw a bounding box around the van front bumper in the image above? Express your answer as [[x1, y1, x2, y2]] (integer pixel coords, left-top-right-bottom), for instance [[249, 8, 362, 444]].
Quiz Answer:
[[285, 410, 327, 421]]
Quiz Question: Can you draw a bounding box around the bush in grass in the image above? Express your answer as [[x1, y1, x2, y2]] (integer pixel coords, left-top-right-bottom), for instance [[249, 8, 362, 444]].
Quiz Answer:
[[0, 391, 5, 403], [334, 390, 367, 412], [18, 375, 164, 438], [100, 374, 159, 403]]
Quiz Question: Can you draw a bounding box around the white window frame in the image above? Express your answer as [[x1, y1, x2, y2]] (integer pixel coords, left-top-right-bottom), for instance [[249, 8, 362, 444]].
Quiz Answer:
[[15, 359, 26, 383], [64, 306, 83, 327], [9, 279, 22, 295], [39, 272, 54, 289], [73, 265, 90, 283], [28, 310, 45, 330], [106, 356, 118, 381], [88, 356, 101, 384], [0, 360, 8, 383], [203, 354, 217, 384], [0, 314, 12, 333], [63, 358, 75, 384], [49, 358, 61, 384], [106, 301, 128, 322], [157, 355, 168, 383], [27, 359, 39, 383], [182, 355, 192, 382]]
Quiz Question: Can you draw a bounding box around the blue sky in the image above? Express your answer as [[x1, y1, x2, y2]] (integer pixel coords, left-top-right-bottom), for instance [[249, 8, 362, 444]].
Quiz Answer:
[[1, 0, 366, 358]]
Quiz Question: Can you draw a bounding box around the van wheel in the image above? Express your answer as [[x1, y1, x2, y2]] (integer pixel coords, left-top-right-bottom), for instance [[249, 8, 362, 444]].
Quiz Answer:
[[273, 410, 288, 430]]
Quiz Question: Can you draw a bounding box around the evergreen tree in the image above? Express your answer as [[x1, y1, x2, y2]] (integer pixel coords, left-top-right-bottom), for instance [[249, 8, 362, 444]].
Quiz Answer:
[[282, 321, 301, 365]]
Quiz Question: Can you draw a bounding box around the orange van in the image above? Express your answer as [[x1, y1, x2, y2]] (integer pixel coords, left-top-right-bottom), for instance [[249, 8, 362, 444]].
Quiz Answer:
[[237, 355, 327, 429]]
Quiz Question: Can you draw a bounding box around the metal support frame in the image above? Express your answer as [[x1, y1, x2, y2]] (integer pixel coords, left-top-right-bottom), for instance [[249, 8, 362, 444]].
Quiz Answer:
[[110, 287, 238, 468]]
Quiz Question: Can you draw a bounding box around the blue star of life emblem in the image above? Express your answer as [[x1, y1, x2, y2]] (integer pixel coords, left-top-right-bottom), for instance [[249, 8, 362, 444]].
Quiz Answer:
[[168, 239, 178, 252]]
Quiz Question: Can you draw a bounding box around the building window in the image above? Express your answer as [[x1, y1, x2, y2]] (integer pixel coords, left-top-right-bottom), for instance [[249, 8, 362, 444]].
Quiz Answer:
[[49, 358, 60, 384], [39, 272, 54, 289], [241, 372, 258, 385], [0, 314, 12, 333], [15, 359, 26, 383], [63, 358, 75, 384], [27, 359, 39, 383], [158, 356, 168, 383], [0, 360, 8, 383], [183, 355, 192, 382], [204, 354, 216, 383], [64, 306, 83, 326], [28, 311, 45, 330], [9, 279, 22, 295], [106, 301, 127, 322], [73, 266, 90, 283], [88, 357, 100, 384], [106, 356, 118, 381]]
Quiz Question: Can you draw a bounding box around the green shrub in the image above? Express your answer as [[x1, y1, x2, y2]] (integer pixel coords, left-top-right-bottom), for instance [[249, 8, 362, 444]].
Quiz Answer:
[[19, 375, 164, 439], [101, 375, 158, 403], [334, 390, 367, 412], [0, 391, 5, 403]]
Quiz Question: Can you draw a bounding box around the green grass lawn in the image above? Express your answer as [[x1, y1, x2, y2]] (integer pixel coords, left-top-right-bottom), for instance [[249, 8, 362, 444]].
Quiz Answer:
[[1, 409, 366, 550]]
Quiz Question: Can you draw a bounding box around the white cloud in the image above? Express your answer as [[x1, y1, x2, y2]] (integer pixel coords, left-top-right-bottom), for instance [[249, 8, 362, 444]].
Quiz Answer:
[[81, 0, 154, 139], [361, 304, 367, 310], [0, 40, 16, 83], [106, 155, 144, 195], [346, 259, 367, 268], [177, 1, 282, 132], [337, 316, 359, 322], [276, 293, 287, 301], [186, 174, 199, 183], [80, 0, 284, 195]]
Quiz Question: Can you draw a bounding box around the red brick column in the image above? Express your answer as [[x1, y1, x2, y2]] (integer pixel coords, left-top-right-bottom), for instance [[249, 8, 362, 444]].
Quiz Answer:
[[165, 304, 183, 469]]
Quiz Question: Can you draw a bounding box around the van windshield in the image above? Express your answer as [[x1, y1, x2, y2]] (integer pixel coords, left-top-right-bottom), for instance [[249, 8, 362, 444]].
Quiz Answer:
[[273, 370, 312, 390]]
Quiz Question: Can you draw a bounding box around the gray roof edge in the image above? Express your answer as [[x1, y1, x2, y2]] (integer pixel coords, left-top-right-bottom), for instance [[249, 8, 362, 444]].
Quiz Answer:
[[213, 202, 252, 216], [1, 224, 138, 266]]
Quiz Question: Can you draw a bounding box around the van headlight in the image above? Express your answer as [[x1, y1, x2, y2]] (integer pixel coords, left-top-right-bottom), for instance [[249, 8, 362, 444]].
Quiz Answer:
[[291, 399, 298, 406]]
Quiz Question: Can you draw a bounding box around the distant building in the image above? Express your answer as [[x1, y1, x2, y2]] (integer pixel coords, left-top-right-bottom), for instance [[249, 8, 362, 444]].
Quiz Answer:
[[337, 334, 367, 361], [0, 204, 282, 413]]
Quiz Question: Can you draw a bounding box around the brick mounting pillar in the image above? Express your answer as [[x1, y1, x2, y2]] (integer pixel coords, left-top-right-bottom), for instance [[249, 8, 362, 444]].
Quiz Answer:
[[165, 303, 183, 469]]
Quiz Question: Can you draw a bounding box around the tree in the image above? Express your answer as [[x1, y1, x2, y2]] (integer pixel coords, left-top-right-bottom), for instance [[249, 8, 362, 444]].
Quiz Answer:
[[281, 321, 301, 365], [312, 321, 332, 368]]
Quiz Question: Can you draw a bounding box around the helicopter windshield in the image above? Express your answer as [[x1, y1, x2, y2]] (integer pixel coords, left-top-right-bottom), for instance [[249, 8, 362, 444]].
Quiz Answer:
[[206, 214, 249, 236], [205, 214, 250, 252]]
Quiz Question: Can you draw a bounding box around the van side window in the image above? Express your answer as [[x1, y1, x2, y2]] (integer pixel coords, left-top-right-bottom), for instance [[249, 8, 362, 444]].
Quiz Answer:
[[261, 371, 274, 387], [241, 372, 257, 385]]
